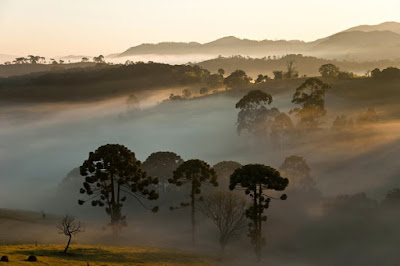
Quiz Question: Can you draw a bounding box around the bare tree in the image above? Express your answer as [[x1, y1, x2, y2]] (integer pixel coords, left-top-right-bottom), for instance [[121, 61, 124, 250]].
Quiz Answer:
[[57, 215, 85, 253], [198, 191, 247, 252]]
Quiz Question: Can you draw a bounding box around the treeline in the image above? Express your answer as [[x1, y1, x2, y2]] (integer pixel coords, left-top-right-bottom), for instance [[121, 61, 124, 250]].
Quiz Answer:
[[197, 54, 400, 77]]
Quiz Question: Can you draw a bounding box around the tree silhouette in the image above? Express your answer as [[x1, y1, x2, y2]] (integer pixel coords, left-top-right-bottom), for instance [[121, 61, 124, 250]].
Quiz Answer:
[[235, 90, 279, 136], [218, 68, 225, 76], [284, 60, 298, 79], [168, 159, 218, 244], [213, 161, 242, 189], [279, 156, 314, 191], [270, 112, 294, 144], [57, 214, 84, 253], [273, 71, 283, 80], [229, 164, 288, 261], [319, 64, 340, 78], [79, 144, 159, 230], [93, 55, 105, 63], [81, 57, 89, 63], [182, 89, 192, 99], [224, 70, 251, 89], [290, 78, 329, 129], [142, 151, 184, 193], [198, 191, 247, 252], [199, 87, 209, 95]]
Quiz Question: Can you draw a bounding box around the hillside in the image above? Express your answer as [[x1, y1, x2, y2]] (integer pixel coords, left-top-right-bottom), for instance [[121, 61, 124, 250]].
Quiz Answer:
[[345, 21, 400, 34], [197, 54, 400, 77], [0, 244, 216, 265]]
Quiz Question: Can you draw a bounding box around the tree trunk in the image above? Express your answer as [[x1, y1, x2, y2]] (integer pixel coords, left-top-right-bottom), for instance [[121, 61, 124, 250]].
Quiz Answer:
[[64, 234, 72, 253], [191, 185, 196, 246]]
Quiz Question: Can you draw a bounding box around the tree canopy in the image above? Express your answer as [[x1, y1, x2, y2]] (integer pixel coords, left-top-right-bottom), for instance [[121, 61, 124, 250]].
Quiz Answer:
[[79, 144, 159, 228]]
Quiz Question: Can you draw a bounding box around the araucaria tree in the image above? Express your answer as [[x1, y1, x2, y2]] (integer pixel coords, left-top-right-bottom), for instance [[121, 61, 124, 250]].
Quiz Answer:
[[57, 214, 84, 253], [142, 151, 184, 193], [290, 78, 330, 129], [230, 164, 288, 261], [168, 159, 218, 244], [79, 144, 159, 229]]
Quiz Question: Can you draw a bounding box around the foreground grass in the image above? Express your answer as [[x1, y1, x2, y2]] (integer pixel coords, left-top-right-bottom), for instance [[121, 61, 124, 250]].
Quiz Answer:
[[0, 244, 218, 265]]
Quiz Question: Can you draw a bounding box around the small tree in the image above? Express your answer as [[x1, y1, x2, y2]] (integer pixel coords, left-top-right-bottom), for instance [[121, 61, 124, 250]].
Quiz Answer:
[[218, 68, 225, 76], [182, 89, 192, 99], [273, 71, 283, 80], [284, 60, 298, 79], [319, 63, 340, 78], [168, 159, 218, 244], [198, 191, 247, 253], [230, 164, 288, 261], [57, 215, 84, 253], [199, 87, 209, 95], [81, 57, 89, 63]]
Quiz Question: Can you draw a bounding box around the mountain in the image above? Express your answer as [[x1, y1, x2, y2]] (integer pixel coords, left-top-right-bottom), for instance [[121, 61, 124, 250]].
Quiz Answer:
[[115, 22, 400, 61], [311, 30, 400, 60], [345, 21, 400, 34]]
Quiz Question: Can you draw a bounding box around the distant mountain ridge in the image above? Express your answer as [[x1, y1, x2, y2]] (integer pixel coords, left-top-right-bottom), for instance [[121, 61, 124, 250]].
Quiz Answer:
[[344, 21, 400, 34], [116, 22, 400, 61]]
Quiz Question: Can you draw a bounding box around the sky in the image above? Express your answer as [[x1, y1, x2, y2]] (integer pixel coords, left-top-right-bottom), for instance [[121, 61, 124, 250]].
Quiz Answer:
[[0, 0, 399, 56]]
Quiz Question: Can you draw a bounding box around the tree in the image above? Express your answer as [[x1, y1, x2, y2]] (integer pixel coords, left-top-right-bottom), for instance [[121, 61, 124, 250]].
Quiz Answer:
[[198, 191, 247, 252], [255, 74, 269, 84], [93, 55, 105, 63], [168, 159, 218, 244], [126, 94, 141, 111], [290, 78, 329, 129], [142, 151, 184, 193], [199, 87, 209, 95], [273, 71, 283, 80], [27, 55, 41, 64], [371, 68, 381, 78], [235, 90, 278, 136], [79, 144, 159, 229], [81, 57, 89, 63], [279, 156, 314, 191], [218, 68, 225, 76], [206, 74, 224, 88], [14, 57, 27, 64], [284, 60, 298, 79], [319, 63, 340, 78], [382, 188, 400, 207], [270, 112, 295, 142], [337, 71, 354, 80], [229, 164, 288, 261], [57, 215, 84, 253], [357, 108, 378, 124], [213, 161, 242, 189], [182, 89, 192, 99], [224, 70, 251, 89]]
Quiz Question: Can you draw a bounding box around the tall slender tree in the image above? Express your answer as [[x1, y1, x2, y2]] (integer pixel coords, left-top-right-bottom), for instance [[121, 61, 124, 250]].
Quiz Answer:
[[168, 159, 218, 244], [230, 164, 288, 261]]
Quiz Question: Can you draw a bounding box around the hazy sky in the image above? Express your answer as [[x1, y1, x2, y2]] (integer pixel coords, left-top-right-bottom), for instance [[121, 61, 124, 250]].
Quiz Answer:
[[0, 0, 399, 56]]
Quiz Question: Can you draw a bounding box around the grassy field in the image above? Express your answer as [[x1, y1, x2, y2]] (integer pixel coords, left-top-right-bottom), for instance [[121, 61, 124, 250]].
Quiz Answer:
[[0, 244, 218, 265]]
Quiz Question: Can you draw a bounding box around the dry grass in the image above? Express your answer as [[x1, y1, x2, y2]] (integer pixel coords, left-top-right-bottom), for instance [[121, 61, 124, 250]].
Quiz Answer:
[[0, 244, 218, 265]]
